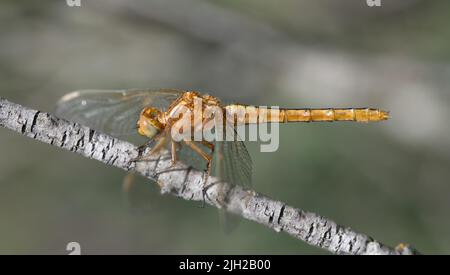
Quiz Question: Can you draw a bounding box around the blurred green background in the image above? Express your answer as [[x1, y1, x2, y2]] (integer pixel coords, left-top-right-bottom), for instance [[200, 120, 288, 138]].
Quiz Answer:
[[1, 0, 450, 254]]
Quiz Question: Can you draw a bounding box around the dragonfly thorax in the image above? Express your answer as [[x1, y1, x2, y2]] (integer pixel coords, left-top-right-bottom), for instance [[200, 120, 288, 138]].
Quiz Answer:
[[137, 107, 165, 138]]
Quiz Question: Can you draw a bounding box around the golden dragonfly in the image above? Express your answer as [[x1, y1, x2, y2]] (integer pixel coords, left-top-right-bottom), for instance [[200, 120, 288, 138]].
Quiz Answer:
[[57, 89, 389, 190]]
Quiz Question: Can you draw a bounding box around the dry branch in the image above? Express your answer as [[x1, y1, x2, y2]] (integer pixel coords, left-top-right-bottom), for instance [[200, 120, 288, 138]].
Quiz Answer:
[[0, 98, 418, 255]]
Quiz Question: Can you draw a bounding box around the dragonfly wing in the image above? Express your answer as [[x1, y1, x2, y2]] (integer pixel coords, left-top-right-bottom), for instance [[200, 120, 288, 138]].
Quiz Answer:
[[211, 123, 253, 233], [219, 207, 242, 234], [56, 89, 182, 137], [211, 123, 253, 188], [176, 141, 210, 172], [212, 141, 253, 188]]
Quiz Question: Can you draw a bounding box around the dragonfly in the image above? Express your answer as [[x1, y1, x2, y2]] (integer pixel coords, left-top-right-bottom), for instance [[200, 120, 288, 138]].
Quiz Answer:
[[56, 88, 389, 201]]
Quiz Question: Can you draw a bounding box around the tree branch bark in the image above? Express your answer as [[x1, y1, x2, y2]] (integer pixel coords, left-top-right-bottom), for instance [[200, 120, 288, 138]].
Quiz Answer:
[[0, 98, 418, 255]]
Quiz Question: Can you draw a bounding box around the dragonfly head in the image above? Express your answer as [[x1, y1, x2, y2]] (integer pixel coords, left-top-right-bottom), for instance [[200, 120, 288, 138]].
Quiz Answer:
[[137, 107, 165, 138]]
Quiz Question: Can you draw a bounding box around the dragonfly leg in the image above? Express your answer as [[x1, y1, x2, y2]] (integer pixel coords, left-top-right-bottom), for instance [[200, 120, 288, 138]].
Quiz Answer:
[[133, 136, 167, 162], [200, 163, 213, 208], [199, 142, 216, 206], [200, 180, 223, 208], [137, 139, 155, 152], [204, 149, 214, 187], [200, 140, 214, 151], [200, 139, 214, 169], [183, 140, 215, 206], [183, 140, 213, 179], [183, 140, 212, 162], [202, 141, 214, 175], [170, 140, 178, 166]]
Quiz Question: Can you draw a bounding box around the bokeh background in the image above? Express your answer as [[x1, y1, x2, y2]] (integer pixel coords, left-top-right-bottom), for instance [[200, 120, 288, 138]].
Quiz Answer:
[[1, 0, 450, 254]]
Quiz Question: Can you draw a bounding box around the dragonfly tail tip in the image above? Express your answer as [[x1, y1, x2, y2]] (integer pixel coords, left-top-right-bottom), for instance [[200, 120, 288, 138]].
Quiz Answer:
[[380, 110, 390, 120]]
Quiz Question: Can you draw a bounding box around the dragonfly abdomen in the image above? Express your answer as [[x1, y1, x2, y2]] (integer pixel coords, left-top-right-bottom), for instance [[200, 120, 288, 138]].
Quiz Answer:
[[225, 105, 389, 124], [280, 108, 389, 123]]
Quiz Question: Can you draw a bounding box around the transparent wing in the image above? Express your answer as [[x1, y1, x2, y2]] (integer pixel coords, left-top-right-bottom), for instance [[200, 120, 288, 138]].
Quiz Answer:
[[177, 142, 210, 172], [55, 88, 182, 137], [212, 122, 253, 233], [211, 122, 253, 188], [212, 141, 253, 188]]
